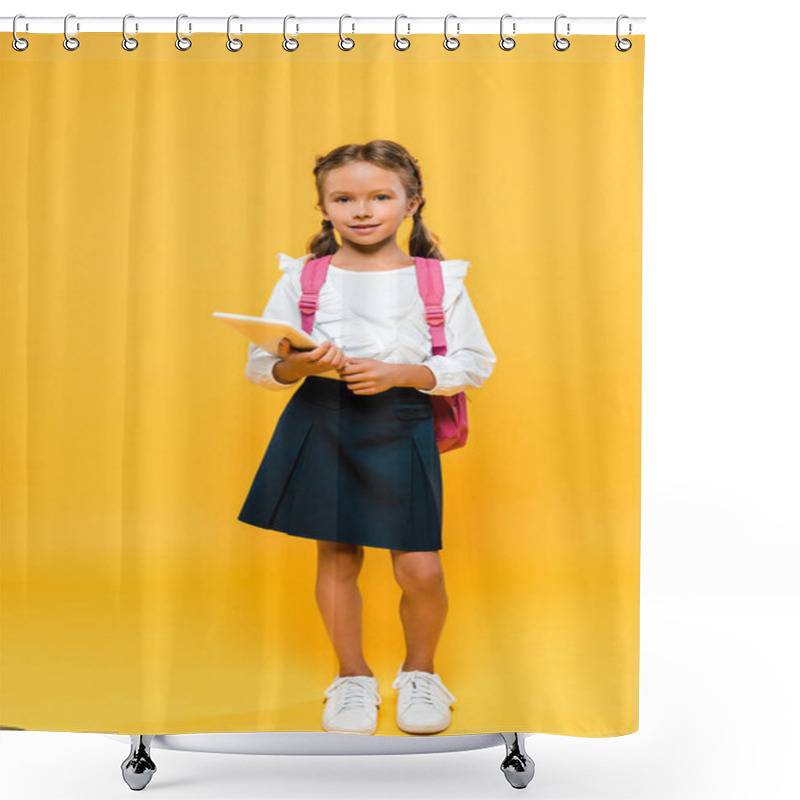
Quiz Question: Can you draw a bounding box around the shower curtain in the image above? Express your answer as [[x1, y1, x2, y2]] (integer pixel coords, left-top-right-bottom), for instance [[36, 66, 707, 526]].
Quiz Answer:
[[0, 30, 644, 737]]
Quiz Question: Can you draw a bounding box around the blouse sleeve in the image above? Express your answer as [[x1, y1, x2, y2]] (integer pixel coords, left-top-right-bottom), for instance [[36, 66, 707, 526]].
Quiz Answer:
[[417, 274, 497, 397], [244, 254, 306, 391]]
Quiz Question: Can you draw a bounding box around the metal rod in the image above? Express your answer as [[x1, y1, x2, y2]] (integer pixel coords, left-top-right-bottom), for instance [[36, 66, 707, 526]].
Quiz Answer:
[[1, 16, 645, 35]]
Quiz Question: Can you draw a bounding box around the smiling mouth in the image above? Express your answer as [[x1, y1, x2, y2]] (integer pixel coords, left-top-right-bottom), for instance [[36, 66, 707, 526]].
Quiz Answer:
[[351, 224, 378, 229]]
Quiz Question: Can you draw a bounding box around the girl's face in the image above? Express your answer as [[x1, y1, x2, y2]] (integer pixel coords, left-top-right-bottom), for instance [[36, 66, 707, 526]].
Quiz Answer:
[[320, 162, 420, 248]]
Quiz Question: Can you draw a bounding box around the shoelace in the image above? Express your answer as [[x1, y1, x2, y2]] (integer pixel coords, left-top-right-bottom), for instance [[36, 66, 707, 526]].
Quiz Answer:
[[325, 677, 381, 711], [394, 671, 456, 705]]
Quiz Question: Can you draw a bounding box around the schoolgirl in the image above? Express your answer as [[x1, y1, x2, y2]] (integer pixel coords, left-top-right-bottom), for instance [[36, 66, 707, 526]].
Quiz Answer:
[[238, 140, 496, 735]]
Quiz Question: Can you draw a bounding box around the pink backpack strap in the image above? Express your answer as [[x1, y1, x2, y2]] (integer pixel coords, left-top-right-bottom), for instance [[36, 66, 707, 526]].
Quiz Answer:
[[414, 257, 449, 356], [298, 254, 333, 335]]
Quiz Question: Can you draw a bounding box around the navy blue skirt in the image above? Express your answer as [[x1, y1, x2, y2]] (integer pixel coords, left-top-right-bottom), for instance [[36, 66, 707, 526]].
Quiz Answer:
[[238, 375, 444, 551]]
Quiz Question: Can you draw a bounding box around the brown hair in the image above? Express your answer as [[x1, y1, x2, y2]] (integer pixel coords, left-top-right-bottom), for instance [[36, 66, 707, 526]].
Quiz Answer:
[[307, 140, 445, 260]]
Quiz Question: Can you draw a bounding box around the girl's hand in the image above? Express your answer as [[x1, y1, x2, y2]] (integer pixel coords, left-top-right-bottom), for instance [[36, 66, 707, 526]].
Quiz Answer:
[[339, 358, 400, 395], [276, 338, 347, 378]]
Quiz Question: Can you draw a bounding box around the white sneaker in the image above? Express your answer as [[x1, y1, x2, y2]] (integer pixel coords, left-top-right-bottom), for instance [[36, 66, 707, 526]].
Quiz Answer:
[[322, 675, 382, 735], [392, 667, 457, 734]]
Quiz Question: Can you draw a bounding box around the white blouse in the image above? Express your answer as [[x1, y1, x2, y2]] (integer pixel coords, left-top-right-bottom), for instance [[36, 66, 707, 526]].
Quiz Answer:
[[244, 253, 497, 396]]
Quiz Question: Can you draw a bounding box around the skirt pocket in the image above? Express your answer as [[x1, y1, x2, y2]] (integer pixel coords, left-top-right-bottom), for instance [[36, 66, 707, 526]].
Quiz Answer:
[[393, 403, 433, 421]]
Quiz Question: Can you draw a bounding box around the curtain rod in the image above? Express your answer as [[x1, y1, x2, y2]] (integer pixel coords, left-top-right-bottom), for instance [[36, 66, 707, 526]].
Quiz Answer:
[[2, 16, 646, 36]]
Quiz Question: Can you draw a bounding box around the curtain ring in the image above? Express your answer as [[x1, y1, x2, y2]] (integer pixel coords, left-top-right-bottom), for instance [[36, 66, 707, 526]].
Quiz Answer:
[[226, 15, 243, 52], [394, 15, 411, 51], [499, 14, 516, 51], [63, 13, 80, 51], [175, 14, 192, 51], [122, 14, 138, 51], [339, 15, 355, 51], [553, 14, 570, 51], [12, 14, 29, 52], [443, 14, 460, 51], [615, 15, 632, 52], [283, 15, 299, 51]]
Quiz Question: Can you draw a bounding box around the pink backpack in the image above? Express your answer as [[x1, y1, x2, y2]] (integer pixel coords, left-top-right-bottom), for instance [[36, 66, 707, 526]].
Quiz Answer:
[[297, 253, 469, 454]]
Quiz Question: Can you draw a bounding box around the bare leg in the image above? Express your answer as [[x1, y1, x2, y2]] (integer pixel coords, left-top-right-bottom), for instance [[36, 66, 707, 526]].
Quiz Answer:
[[390, 550, 448, 673], [315, 540, 374, 677]]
